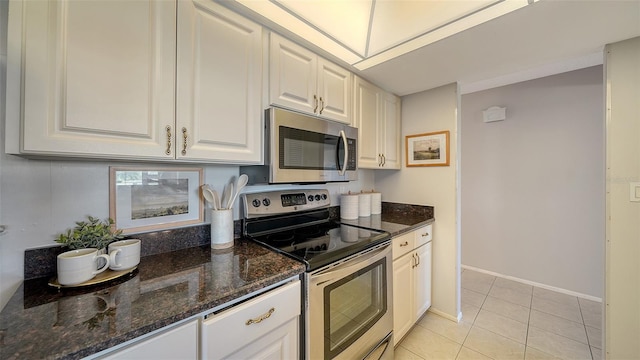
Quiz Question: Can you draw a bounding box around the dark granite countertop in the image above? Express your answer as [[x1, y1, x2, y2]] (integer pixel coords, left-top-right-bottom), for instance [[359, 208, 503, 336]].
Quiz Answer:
[[0, 202, 432, 359], [339, 202, 434, 237], [0, 239, 305, 360]]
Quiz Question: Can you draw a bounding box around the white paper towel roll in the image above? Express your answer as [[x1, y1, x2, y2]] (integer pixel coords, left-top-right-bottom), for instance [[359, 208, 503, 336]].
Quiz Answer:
[[358, 192, 371, 217], [340, 193, 359, 220], [371, 192, 382, 214]]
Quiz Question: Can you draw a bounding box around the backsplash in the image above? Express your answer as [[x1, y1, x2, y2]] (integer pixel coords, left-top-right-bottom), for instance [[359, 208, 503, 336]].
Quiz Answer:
[[24, 220, 242, 280]]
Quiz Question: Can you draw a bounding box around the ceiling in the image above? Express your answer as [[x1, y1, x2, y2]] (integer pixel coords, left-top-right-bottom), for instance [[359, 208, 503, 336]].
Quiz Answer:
[[223, 0, 640, 96]]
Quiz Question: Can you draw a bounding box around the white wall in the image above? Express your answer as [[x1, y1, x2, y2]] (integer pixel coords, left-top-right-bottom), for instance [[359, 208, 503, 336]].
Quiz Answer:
[[460, 66, 605, 298], [605, 36, 640, 359], [375, 83, 460, 320]]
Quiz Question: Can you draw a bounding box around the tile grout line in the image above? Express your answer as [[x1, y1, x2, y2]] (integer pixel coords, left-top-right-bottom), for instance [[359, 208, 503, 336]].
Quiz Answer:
[[523, 287, 534, 360], [458, 276, 497, 360], [577, 297, 595, 360]]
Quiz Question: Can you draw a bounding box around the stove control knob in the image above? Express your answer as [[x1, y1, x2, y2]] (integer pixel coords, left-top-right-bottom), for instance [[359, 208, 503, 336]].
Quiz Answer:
[[262, 198, 271, 207], [252, 199, 261, 208], [308, 195, 314, 202], [315, 194, 321, 201], [321, 194, 328, 200]]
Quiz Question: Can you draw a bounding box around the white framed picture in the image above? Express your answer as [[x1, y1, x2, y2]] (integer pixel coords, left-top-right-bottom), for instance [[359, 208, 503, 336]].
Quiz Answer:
[[109, 167, 204, 234], [406, 131, 450, 167]]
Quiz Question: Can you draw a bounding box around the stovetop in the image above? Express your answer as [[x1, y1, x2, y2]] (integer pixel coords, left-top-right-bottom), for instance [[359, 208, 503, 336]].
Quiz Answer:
[[248, 220, 389, 271], [242, 189, 390, 271]]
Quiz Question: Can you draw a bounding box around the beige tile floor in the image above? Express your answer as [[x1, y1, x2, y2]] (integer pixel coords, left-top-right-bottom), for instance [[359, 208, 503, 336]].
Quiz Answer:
[[395, 269, 603, 360]]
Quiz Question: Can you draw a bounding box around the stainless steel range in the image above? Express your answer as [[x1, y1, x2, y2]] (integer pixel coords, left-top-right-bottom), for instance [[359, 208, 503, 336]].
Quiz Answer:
[[242, 189, 394, 360]]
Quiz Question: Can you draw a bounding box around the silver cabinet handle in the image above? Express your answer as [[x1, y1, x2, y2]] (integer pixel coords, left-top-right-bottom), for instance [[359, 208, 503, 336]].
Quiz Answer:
[[246, 308, 275, 325], [381, 154, 386, 166], [313, 95, 319, 113], [412, 253, 417, 268], [165, 125, 172, 155], [399, 241, 409, 247], [422, 232, 429, 237], [319, 97, 324, 114], [378, 154, 382, 167], [416, 253, 421, 267], [181, 127, 188, 156]]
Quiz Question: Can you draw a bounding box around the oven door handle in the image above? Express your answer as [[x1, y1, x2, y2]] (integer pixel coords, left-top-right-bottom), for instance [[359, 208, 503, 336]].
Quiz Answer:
[[337, 130, 348, 176], [312, 243, 390, 286]]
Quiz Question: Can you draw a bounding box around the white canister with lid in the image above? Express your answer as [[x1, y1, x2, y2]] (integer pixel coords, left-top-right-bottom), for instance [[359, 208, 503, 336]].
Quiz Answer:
[[340, 192, 359, 220], [358, 192, 371, 217], [370, 190, 382, 215]]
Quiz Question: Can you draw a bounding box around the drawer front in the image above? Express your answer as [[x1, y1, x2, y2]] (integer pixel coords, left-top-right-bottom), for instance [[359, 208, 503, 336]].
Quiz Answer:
[[392, 232, 414, 260], [415, 224, 432, 247], [201, 280, 301, 358]]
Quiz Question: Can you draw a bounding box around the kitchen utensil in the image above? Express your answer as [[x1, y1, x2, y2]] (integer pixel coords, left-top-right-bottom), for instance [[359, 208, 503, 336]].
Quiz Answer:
[[228, 174, 248, 210], [202, 186, 219, 210], [222, 182, 234, 209], [225, 182, 233, 209]]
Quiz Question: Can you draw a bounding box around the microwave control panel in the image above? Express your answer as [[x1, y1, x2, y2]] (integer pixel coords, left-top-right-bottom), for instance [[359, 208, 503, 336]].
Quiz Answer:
[[347, 139, 357, 170]]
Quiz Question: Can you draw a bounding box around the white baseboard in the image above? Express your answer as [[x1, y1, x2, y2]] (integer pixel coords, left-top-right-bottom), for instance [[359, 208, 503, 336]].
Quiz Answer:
[[462, 264, 602, 303], [427, 307, 463, 323]]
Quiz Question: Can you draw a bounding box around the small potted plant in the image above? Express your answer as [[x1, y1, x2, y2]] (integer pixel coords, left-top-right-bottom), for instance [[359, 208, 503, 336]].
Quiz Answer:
[[55, 215, 124, 251]]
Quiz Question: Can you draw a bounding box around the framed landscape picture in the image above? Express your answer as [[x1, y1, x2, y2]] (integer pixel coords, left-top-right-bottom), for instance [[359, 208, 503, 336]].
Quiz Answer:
[[109, 167, 204, 234], [406, 131, 450, 167]]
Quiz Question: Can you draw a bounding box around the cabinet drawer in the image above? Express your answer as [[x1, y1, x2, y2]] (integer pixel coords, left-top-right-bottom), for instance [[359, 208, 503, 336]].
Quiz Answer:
[[415, 225, 432, 247], [201, 280, 300, 358], [392, 232, 414, 260]]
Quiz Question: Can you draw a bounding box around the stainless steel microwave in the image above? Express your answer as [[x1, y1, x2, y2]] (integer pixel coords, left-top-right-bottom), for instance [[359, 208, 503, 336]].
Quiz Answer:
[[241, 107, 358, 184]]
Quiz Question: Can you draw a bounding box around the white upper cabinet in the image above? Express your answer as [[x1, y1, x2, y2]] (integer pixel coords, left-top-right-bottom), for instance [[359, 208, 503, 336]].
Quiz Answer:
[[6, 0, 176, 159], [269, 33, 352, 124], [177, 0, 263, 163], [354, 76, 401, 169], [6, 0, 263, 164]]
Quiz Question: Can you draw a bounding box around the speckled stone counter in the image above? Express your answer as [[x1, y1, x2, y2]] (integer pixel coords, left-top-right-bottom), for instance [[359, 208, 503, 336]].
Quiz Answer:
[[339, 202, 434, 237], [0, 239, 305, 360]]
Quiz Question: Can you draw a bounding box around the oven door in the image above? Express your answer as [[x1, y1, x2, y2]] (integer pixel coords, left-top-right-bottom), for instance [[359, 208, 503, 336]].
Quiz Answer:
[[307, 243, 393, 360], [269, 107, 357, 183]]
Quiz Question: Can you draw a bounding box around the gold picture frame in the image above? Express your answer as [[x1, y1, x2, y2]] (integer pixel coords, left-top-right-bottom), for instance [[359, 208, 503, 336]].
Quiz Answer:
[[406, 130, 450, 167], [109, 167, 204, 234]]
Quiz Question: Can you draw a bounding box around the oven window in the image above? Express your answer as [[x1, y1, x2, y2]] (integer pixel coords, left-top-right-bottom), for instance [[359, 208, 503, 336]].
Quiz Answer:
[[279, 126, 340, 170], [323, 258, 387, 359]]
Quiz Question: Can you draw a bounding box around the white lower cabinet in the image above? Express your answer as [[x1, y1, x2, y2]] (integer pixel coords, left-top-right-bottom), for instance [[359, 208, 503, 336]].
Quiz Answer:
[[99, 319, 199, 360], [392, 225, 432, 346], [201, 280, 301, 359]]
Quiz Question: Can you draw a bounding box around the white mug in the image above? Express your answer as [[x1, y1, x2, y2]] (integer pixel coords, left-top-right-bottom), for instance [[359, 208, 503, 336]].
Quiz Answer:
[[108, 239, 141, 271], [57, 248, 110, 286]]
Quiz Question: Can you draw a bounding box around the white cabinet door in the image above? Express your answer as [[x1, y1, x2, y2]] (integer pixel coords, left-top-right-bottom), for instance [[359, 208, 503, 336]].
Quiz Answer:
[[270, 33, 352, 124], [201, 280, 300, 360], [393, 252, 415, 346], [414, 242, 432, 319], [392, 226, 433, 346], [99, 320, 198, 360], [269, 34, 317, 115], [177, 0, 263, 163], [11, 0, 176, 159], [317, 58, 352, 124], [354, 76, 381, 168], [354, 76, 400, 169], [381, 92, 401, 169]]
